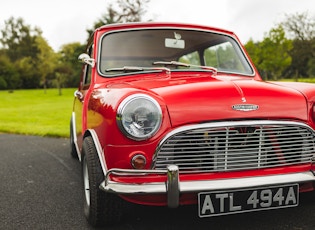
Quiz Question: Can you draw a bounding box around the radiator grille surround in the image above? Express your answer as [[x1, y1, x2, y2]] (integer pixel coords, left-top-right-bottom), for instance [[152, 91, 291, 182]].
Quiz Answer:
[[152, 121, 315, 173]]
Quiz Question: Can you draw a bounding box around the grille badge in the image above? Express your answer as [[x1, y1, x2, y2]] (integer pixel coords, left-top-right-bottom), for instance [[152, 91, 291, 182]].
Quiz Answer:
[[232, 104, 259, 111]]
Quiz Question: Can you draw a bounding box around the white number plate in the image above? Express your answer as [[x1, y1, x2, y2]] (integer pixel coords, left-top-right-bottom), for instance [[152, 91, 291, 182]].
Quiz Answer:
[[198, 184, 299, 217]]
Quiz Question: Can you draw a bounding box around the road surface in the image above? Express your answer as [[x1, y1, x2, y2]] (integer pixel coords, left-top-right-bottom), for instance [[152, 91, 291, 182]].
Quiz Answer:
[[1, 134, 315, 229]]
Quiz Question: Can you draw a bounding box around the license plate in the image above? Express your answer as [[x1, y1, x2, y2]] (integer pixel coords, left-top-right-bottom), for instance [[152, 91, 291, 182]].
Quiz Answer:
[[198, 184, 299, 217]]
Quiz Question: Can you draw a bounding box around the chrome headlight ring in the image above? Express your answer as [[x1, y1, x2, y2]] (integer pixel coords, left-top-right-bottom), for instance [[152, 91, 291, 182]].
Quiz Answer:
[[116, 94, 162, 141]]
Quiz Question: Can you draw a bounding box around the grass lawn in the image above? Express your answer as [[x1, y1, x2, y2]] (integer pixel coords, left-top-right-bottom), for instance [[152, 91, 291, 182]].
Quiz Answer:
[[0, 88, 75, 137], [279, 78, 315, 83]]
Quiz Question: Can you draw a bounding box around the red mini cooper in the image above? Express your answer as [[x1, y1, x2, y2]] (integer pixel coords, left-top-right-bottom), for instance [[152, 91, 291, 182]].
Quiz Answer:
[[70, 22, 315, 227]]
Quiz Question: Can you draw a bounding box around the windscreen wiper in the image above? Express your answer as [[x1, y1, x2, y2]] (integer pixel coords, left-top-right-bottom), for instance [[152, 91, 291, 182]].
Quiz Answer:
[[153, 61, 217, 74], [105, 66, 170, 73]]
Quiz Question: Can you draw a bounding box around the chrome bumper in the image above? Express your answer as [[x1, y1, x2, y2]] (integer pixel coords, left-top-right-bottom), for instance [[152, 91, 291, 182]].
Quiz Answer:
[[99, 165, 315, 208]]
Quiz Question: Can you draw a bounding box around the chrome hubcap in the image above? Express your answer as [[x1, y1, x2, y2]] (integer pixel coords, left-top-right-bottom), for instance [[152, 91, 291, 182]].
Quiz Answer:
[[83, 158, 90, 207]]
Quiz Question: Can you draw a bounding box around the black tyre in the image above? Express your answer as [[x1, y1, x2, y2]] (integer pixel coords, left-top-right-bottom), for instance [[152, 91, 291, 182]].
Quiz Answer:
[[82, 136, 123, 227], [70, 118, 78, 159]]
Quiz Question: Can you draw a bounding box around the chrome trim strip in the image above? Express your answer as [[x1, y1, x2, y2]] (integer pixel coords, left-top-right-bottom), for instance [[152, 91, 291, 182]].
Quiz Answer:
[[154, 121, 313, 163], [71, 112, 81, 160], [99, 165, 315, 208], [87, 129, 108, 176], [151, 120, 315, 173], [101, 168, 169, 195], [157, 120, 314, 147], [181, 172, 315, 191], [100, 172, 315, 194]]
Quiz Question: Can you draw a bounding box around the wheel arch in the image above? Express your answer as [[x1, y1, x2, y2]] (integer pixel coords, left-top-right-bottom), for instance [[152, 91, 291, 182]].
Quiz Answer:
[[83, 129, 108, 177]]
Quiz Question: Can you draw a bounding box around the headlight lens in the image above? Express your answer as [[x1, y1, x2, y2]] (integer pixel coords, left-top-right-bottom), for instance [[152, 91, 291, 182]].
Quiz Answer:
[[117, 94, 162, 140]]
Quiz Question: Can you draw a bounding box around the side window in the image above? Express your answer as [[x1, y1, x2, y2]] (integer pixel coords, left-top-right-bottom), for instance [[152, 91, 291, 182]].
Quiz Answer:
[[204, 42, 245, 72], [83, 45, 94, 87], [204, 46, 219, 68], [178, 51, 200, 66]]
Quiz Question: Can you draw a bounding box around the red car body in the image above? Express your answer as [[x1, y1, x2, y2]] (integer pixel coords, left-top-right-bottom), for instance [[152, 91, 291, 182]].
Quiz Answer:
[[70, 22, 315, 226]]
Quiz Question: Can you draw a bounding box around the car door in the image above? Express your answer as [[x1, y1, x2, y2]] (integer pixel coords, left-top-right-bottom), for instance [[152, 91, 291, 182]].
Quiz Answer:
[[73, 44, 94, 154]]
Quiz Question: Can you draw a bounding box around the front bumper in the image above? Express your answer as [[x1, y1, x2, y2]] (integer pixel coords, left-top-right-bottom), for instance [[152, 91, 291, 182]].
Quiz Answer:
[[100, 165, 315, 208]]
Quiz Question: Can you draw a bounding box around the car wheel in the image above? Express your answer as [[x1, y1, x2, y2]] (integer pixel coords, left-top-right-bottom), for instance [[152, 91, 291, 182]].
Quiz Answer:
[[69, 118, 78, 159], [82, 136, 123, 227]]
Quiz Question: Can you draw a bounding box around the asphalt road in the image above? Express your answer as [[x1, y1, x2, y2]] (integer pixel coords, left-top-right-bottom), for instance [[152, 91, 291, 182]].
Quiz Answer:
[[1, 134, 315, 230]]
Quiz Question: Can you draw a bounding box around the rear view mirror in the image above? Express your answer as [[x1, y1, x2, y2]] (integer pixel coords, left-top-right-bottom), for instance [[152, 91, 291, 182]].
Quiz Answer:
[[78, 53, 95, 67], [165, 38, 185, 49]]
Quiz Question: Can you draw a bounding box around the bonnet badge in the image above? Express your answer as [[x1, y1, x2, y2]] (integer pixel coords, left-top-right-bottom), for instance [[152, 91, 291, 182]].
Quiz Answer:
[[232, 104, 259, 112]]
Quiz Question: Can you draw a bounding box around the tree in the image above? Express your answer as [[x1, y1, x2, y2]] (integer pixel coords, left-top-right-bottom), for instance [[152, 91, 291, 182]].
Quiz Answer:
[[0, 17, 55, 89], [245, 26, 292, 80], [58, 42, 86, 88], [260, 26, 292, 80], [87, 0, 151, 40], [281, 12, 315, 78], [115, 0, 150, 22], [0, 54, 20, 90], [14, 56, 41, 88], [308, 38, 315, 77], [244, 39, 265, 76], [53, 70, 69, 95], [0, 17, 41, 62], [36, 36, 57, 92], [282, 12, 315, 41]]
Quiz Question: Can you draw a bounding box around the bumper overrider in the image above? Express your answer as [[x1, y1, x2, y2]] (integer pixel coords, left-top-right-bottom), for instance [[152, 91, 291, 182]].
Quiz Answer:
[[99, 166, 315, 208]]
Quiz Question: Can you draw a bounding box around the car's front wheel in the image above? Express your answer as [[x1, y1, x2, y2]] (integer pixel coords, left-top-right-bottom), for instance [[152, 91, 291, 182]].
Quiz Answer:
[[82, 136, 123, 227]]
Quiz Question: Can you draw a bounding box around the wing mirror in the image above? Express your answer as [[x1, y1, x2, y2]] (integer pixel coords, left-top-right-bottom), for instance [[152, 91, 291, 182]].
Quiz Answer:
[[78, 53, 95, 67]]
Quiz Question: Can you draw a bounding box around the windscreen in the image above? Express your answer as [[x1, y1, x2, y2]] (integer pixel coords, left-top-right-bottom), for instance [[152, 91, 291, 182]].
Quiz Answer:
[[99, 29, 254, 76]]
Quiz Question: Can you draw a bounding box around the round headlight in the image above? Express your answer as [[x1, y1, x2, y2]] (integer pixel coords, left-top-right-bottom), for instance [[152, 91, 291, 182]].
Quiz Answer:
[[117, 94, 162, 141]]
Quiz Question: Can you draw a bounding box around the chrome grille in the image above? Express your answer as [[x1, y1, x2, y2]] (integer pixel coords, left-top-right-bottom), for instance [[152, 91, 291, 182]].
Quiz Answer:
[[153, 121, 315, 173]]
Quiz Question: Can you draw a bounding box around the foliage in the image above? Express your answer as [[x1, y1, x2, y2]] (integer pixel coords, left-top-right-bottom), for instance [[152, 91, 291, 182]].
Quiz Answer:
[[0, 54, 19, 89], [36, 36, 58, 91], [86, 0, 151, 41], [245, 12, 314, 80], [0, 7, 314, 91], [245, 26, 292, 80], [0, 17, 55, 89], [308, 40, 315, 77], [282, 12, 315, 41], [280, 12, 315, 78], [0, 1, 151, 91], [58, 42, 86, 88], [0, 17, 41, 62], [0, 17, 85, 90]]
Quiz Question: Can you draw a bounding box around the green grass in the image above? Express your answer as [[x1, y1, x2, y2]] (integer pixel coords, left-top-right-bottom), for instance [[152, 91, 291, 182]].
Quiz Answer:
[[0, 88, 75, 137], [278, 78, 315, 83]]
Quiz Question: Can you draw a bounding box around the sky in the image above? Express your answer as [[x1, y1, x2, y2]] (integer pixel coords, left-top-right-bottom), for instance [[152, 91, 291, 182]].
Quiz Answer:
[[0, 0, 314, 51]]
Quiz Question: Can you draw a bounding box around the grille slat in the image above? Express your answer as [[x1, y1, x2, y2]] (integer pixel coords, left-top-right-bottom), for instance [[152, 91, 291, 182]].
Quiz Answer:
[[153, 122, 315, 173]]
